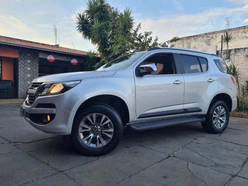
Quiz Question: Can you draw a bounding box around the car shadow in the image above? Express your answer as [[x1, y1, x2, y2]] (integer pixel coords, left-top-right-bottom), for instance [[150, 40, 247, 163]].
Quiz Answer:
[[124, 122, 204, 140], [55, 122, 205, 155], [24, 122, 206, 158]]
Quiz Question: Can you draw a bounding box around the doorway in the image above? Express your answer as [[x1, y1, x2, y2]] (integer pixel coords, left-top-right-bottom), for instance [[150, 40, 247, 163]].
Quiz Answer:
[[0, 57, 17, 98]]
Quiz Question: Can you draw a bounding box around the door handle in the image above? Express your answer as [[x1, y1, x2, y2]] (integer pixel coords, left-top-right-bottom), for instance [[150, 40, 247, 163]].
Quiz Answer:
[[208, 78, 215, 83], [173, 80, 182, 85]]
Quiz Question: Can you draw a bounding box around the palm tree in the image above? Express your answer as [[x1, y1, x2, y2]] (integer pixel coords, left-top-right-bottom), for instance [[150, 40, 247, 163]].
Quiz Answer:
[[77, 0, 163, 62], [223, 32, 232, 50]]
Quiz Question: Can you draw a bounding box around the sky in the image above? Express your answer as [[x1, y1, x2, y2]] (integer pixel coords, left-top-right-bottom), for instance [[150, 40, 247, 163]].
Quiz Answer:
[[0, 0, 248, 52]]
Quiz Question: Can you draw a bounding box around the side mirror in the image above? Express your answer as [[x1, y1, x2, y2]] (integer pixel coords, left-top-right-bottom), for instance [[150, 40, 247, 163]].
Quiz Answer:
[[136, 63, 157, 77]]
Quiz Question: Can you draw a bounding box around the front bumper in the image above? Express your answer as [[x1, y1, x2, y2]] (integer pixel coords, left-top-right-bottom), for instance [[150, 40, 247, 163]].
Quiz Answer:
[[21, 93, 73, 135]]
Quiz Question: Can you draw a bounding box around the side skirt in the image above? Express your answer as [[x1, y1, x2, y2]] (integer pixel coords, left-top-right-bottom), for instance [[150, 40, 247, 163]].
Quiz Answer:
[[138, 107, 202, 119], [128, 115, 206, 131]]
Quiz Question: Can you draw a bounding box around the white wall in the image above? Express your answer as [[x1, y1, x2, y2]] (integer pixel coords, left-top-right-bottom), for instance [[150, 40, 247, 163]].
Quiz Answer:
[[172, 26, 248, 54], [221, 48, 248, 87]]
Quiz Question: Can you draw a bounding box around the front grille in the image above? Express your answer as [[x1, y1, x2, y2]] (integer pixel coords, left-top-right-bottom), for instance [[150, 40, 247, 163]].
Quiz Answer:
[[27, 95, 36, 104], [26, 82, 43, 105], [30, 82, 43, 89]]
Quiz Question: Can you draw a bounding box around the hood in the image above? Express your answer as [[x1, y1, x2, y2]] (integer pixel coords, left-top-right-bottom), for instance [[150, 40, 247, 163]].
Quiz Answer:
[[33, 70, 116, 83]]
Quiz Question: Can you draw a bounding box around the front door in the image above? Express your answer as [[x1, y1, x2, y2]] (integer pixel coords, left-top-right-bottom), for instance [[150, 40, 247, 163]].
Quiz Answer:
[[135, 53, 184, 118]]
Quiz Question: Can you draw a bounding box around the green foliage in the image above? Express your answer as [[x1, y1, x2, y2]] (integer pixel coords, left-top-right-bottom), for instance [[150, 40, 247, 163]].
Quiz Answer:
[[83, 51, 100, 70], [131, 23, 161, 51], [77, 0, 163, 62], [239, 82, 248, 112], [226, 64, 239, 78], [238, 95, 248, 113], [226, 64, 248, 113], [226, 63, 240, 96], [77, 0, 118, 60], [170, 37, 180, 43]]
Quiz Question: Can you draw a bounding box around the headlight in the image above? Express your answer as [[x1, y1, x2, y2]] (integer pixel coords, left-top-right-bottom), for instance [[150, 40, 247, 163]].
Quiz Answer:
[[49, 83, 64, 95], [39, 80, 81, 96]]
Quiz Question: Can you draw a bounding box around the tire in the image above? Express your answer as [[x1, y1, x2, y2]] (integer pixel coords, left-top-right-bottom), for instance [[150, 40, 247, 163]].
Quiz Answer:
[[202, 100, 230, 134], [71, 104, 123, 156]]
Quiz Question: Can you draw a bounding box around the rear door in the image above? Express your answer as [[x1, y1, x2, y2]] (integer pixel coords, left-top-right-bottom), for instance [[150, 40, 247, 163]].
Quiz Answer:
[[173, 54, 210, 112], [135, 52, 185, 118]]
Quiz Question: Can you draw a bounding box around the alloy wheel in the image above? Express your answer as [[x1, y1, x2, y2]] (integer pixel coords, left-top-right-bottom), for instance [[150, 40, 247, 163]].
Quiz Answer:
[[78, 113, 114, 148], [212, 105, 227, 129]]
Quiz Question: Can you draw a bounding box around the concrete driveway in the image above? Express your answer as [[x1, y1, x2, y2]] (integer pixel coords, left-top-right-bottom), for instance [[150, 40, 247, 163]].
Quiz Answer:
[[0, 105, 248, 186]]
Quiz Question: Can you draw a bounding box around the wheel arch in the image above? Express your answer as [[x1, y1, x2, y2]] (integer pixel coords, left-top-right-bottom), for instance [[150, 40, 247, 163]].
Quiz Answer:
[[71, 94, 130, 130], [208, 93, 232, 112]]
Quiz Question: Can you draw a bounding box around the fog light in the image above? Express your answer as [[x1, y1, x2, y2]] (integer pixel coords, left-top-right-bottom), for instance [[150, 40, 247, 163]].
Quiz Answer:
[[29, 113, 55, 125], [41, 114, 51, 124], [47, 114, 51, 122]]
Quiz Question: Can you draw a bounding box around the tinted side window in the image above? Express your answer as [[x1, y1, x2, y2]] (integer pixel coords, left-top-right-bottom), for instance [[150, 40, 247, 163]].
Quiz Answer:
[[199, 57, 208, 72], [174, 54, 201, 74], [214, 59, 227, 73], [140, 53, 176, 75]]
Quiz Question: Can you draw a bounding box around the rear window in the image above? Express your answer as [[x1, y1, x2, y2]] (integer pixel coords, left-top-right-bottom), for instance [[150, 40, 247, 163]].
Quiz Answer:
[[214, 59, 227, 73], [174, 54, 205, 74]]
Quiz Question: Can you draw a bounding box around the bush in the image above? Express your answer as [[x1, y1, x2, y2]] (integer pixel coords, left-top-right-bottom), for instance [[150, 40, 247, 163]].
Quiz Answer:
[[237, 81, 248, 113], [238, 96, 248, 113]]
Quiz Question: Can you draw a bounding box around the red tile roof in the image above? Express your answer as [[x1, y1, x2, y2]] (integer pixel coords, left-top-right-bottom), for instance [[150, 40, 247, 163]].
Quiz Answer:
[[0, 35, 88, 57]]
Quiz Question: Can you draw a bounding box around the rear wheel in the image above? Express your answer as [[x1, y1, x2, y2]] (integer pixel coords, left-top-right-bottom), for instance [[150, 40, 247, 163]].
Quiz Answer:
[[72, 104, 123, 156], [202, 100, 230, 133]]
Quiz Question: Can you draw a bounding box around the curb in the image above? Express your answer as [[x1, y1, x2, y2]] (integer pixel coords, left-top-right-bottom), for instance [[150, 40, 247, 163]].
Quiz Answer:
[[231, 112, 248, 119]]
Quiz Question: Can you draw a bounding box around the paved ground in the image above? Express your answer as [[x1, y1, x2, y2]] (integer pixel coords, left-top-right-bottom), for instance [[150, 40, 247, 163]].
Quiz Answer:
[[0, 105, 248, 186], [0, 99, 24, 105]]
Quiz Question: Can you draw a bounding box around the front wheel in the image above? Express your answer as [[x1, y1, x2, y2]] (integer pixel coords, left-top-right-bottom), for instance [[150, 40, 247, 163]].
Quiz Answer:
[[71, 104, 123, 156], [202, 100, 230, 134]]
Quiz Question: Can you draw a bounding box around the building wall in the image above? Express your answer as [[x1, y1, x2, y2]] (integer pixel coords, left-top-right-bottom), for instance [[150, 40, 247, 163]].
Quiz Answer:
[[220, 48, 248, 87], [18, 50, 39, 98], [0, 47, 19, 58], [171, 26, 248, 53], [0, 44, 90, 99]]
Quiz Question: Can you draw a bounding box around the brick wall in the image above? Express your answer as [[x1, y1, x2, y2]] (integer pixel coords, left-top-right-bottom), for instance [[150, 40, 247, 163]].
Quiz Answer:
[[18, 50, 39, 98]]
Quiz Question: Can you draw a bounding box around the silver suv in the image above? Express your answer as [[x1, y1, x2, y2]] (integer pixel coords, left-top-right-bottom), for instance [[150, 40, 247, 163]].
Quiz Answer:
[[21, 48, 238, 155]]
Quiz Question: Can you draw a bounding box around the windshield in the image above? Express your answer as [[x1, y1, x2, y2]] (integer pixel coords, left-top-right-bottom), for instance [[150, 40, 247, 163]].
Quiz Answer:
[[97, 52, 144, 71]]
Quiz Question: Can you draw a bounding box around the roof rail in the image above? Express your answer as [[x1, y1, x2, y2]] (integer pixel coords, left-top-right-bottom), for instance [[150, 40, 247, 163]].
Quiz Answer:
[[147, 47, 217, 56]]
